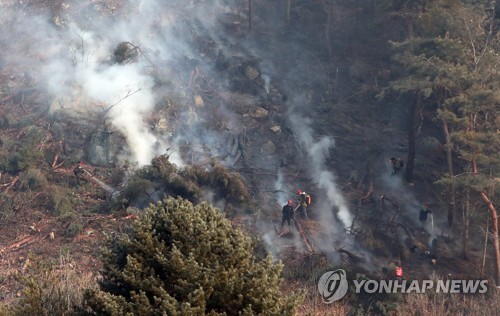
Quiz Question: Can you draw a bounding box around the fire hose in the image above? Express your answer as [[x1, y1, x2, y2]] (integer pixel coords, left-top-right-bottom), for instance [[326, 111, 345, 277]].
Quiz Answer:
[[80, 168, 116, 195], [292, 205, 314, 254]]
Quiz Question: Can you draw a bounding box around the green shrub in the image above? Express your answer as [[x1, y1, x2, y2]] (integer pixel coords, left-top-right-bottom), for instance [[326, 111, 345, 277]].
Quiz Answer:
[[0, 195, 14, 218], [5, 126, 45, 173], [0, 113, 16, 128], [84, 197, 300, 315], [48, 186, 74, 217], [120, 155, 253, 210], [121, 177, 154, 204], [19, 168, 48, 190], [65, 221, 84, 238]]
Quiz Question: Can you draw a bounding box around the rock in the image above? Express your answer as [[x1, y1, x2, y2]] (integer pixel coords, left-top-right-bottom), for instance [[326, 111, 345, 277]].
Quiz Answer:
[[87, 126, 120, 166], [155, 117, 169, 133], [261, 140, 276, 155], [89, 145, 107, 166], [245, 65, 260, 80], [270, 125, 281, 133], [50, 122, 64, 139], [194, 94, 204, 107], [250, 107, 269, 119], [73, 149, 85, 161]]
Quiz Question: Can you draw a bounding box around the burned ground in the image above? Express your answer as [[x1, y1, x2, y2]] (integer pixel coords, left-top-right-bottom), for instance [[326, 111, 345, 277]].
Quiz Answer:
[[0, 0, 498, 314]]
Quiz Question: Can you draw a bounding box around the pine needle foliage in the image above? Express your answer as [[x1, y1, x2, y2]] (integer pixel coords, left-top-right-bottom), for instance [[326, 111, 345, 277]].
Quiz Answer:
[[122, 155, 251, 208], [84, 197, 299, 315]]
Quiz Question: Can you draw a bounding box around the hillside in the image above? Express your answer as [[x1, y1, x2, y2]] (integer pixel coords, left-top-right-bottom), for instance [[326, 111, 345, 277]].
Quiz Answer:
[[0, 0, 499, 315]]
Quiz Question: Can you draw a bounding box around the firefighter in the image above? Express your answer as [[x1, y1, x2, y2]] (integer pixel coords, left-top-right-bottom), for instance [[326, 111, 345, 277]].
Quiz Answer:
[[296, 189, 311, 220], [73, 161, 86, 187], [389, 157, 404, 175], [419, 203, 432, 229], [281, 200, 295, 231], [385, 261, 403, 279], [395, 265, 403, 278]]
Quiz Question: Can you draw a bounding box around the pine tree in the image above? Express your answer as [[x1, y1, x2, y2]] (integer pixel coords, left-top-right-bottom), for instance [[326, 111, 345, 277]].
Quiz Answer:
[[386, 0, 500, 285], [84, 197, 299, 315]]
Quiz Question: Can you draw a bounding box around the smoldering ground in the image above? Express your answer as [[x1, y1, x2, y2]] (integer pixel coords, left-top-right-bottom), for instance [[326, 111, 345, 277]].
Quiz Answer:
[[1, 0, 371, 268], [0, 0, 248, 167]]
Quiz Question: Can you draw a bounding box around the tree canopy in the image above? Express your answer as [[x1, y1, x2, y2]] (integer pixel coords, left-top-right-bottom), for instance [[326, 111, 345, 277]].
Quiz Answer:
[[84, 197, 299, 315]]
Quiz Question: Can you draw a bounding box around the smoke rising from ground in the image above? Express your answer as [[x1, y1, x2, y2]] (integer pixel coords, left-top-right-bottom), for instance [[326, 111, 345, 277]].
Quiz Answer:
[[288, 98, 353, 229], [0, 1, 243, 167], [1, 0, 365, 261], [381, 165, 444, 246]]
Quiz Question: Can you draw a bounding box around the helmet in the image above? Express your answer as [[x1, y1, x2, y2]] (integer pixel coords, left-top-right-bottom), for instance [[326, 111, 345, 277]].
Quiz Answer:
[[296, 189, 302, 194], [287, 199, 293, 205]]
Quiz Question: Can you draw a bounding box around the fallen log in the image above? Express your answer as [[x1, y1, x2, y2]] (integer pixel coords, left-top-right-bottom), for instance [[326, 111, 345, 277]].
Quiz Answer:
[[337, 247, 365, 264], [2, 176, 19, 194], [294, 220, 314, 255], [0, 234, 46, 256]]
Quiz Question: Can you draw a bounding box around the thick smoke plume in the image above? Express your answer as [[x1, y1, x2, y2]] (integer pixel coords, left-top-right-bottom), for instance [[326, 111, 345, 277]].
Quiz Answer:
[[288, 99, 353, 229], [1, 1, 236, 166]]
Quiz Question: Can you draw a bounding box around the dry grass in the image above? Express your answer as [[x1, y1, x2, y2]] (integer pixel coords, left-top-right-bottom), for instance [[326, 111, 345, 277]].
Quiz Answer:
[[390, 272, 500, 315], [395, 287, 500, 316], [1, 253, 97, 315], [281, 279, 349, 316]]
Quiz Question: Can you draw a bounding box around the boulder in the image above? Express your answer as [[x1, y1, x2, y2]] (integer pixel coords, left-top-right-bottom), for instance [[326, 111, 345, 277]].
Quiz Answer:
[[194, 94, 204, 107], [260, 140, 276, 155], [155, 117, 169, 133], [87, 126, 121, 166], [270, 125, 281, 133], [250, 107, 269, 119], [245, 65, 260, 80]]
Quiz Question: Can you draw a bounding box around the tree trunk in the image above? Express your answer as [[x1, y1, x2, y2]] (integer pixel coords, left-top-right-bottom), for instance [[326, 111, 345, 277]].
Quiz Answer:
[[462, 188, 470, 259], [405, 91, 421, 183], [481, 217, 489, 277], [286, 0, 291, 26], [480, 192, 500, 287], [248, 0, 252, 32], [320, 0, 334, 65], [442, 119, 456, 228]]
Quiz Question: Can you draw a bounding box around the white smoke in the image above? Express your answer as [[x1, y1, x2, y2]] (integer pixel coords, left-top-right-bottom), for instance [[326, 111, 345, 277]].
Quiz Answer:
[[0, 2, 202, 166], [77, 62, 159, 165], [381, 170, 443, 241], [274, 170, 287, 206], [288, 105, 353, 229]]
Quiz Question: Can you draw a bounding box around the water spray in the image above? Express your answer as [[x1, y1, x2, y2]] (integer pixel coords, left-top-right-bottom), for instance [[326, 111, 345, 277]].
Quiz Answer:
[[431, 213, 435, 235], [82, 169, 116, 195]]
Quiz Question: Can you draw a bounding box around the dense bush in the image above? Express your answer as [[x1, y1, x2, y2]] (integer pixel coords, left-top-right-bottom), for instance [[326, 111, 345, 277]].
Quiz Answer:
[[119, 155, 252, 210], [48, 186, 74, 218], [3, 126, 44, 173], [19, 168, 48, 190], [0, 113, 16, 128], [84, 197, 300, 315]]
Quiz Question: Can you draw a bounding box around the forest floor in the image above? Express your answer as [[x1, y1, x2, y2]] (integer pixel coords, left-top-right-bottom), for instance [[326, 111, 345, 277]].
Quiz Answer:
[[0, 0, 497, 314]]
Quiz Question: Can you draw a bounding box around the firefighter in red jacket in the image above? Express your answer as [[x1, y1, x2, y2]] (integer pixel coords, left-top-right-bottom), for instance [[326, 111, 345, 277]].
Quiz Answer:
[[296, 189, 311, 220]]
